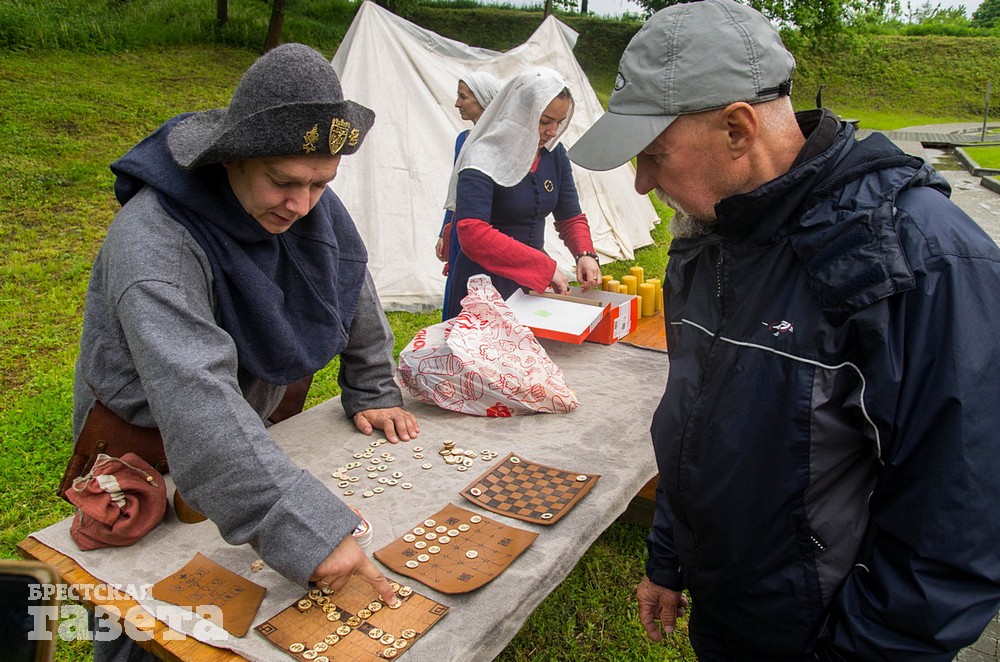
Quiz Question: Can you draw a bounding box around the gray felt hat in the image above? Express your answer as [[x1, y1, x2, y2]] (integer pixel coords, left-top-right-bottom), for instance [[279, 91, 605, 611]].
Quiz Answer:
[[167, 43, 375, 169], [568, 0, 795, 171]]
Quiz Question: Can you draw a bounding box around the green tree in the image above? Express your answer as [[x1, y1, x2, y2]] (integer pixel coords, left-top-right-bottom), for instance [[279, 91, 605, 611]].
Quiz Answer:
[[628, 0, 896, 40], [972, 0, 1000, 26]]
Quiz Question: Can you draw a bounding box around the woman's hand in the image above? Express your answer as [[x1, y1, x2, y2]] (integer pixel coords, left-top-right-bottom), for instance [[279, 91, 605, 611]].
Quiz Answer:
[[310, 536, 398, 607], [550, 266, 570, 294], [575, 256, 601, 292], [353, 407, 420, 442]]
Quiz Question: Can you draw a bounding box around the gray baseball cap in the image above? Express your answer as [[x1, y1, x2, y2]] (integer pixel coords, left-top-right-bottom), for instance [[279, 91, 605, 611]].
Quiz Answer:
[[167, 43, 375, 169], [568, 0, 795, 171]]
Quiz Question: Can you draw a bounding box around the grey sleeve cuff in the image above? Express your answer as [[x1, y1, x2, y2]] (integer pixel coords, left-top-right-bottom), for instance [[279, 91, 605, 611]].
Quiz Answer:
[[338, 272, 404, 418], [242, 469, 361, 587]]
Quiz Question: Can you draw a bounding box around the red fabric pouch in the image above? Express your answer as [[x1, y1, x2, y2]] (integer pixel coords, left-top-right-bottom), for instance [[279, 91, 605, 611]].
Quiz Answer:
[[66, 452, 168, 551]]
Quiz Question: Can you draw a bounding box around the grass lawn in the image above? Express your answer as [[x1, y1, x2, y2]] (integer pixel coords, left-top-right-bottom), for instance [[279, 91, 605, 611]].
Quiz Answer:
[[960, 144, 1000, 169]]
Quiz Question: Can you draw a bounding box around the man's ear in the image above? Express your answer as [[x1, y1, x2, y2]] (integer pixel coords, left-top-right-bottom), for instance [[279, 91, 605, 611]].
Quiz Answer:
[[721, 102, 757, 159]]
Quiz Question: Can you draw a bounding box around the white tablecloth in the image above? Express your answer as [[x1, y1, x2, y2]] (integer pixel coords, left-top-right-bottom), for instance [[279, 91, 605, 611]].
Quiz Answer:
[[32, 339, 667, 662]]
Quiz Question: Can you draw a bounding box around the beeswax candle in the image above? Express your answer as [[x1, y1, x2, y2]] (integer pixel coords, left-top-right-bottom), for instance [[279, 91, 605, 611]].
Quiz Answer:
[[630, 266, 645, 285], [638, 282, 655, 317], [646, 277, 661, 312], [621, 274, 638, 295]]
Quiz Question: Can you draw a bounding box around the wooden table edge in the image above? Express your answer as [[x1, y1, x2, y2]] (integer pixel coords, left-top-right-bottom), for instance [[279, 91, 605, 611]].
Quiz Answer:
[[16, 537, 247, 662]]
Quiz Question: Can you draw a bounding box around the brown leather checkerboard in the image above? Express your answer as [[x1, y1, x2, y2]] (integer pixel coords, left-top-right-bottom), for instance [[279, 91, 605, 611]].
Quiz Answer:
[[459, 452, 600, 525]]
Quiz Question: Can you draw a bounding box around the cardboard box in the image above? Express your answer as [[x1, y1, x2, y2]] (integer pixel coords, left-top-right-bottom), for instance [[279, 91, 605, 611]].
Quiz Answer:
[[505, 287, 638, 345], [571, 286, 639, 344]]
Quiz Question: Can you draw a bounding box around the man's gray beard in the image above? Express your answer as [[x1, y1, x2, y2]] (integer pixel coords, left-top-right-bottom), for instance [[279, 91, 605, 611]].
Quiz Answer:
[[654, 188, 713, 239], [670, 211, 709, 240]]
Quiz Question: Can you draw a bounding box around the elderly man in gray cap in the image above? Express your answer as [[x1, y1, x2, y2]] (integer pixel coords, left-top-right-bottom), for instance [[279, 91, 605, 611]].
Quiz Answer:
[[66, 44, 418, 657], [570, 0, 1000, 659]]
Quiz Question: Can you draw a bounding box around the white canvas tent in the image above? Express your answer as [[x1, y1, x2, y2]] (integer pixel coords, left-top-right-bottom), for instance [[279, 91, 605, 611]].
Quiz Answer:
[[331, 1, 658, 311]]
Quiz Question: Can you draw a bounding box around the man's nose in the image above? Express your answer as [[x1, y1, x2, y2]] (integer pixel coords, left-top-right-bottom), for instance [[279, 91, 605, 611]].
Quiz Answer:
[[634, 158, 655, 195]]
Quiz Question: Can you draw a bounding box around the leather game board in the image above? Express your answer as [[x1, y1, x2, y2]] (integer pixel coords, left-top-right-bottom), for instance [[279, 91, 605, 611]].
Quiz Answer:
[[459, 452, 600, 525], [255, 575, 448, 661], [373, 503, 537, 594]]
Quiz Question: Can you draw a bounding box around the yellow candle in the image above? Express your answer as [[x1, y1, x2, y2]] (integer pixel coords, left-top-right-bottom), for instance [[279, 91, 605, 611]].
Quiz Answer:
[[618, 284, 628, 294], [638, 282, 655, 317], [646, 277, 661, 312], [601, 274, 614, 291], [630, 265, 645, 285], [607, 279, 619, 294], [621, 274, 638, 295]]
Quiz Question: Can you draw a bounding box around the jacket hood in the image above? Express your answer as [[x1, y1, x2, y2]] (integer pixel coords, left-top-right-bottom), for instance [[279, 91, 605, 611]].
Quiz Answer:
[[709, 111, 950, 247]]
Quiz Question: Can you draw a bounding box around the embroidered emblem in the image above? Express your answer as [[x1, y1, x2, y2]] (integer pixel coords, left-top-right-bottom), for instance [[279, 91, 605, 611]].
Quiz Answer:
[[543, 179, 554, 192], [762, 320, 794, 337], [329, 118, 350, 154], [348, 128, 360, 148], [302, 124, 319, 153]]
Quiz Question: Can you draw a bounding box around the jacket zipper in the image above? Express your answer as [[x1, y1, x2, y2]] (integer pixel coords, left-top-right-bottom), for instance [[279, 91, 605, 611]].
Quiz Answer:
[[679, 243, 726, 556], [715, 247, 725, 316]]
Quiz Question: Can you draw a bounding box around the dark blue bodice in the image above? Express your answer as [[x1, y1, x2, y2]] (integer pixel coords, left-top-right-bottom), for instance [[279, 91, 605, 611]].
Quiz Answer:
[[443, 144, 581, 319]]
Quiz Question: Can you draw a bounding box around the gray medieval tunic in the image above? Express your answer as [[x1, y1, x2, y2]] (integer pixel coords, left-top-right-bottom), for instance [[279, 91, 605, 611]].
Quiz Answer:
[[73, 186, 402, 586]]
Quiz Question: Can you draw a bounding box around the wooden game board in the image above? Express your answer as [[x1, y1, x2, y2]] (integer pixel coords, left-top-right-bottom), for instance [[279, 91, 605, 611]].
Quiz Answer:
[[255, 575, 448, 661], [373, 503, 537, 594], [459, 452, 600, 525]]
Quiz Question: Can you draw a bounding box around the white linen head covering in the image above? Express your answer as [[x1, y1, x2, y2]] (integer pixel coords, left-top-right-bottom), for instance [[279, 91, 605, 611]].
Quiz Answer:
[[460, 71, 501, 110], [445, 67, 574, 211]]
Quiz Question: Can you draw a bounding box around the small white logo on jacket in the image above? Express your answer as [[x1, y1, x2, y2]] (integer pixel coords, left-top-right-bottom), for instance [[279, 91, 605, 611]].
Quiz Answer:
[[763, 320, 794, 337]]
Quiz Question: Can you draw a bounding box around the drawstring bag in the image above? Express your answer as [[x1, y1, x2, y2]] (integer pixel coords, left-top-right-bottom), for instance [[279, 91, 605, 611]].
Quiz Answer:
[[66, 452, 168, 551], [397, 275, 579, 416]]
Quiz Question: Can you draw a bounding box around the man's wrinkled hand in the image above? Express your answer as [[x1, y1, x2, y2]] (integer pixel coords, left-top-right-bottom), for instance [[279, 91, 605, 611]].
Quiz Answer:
[[637, 576, 689, 642]]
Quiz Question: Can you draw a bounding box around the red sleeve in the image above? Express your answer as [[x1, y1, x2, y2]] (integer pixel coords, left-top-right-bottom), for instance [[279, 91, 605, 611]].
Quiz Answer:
[[456, 218, 556, 292], [553, 213, 596, 257]]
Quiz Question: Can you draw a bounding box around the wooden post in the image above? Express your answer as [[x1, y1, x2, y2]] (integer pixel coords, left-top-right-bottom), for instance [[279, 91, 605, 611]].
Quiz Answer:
[[216, 0, 228, 26]]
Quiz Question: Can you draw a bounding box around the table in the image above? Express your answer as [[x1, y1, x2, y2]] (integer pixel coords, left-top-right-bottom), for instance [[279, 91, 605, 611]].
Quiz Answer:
[[20, 328, 668, 662]]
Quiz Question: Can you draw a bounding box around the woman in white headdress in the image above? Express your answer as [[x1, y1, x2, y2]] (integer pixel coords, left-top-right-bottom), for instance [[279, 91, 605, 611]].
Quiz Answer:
[[441, 67, 601, 320], [436, 71, 501, 308]]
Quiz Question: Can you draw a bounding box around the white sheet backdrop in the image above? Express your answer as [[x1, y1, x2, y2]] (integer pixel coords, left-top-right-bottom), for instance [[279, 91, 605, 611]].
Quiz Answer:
[[330, 2, 659, 310]]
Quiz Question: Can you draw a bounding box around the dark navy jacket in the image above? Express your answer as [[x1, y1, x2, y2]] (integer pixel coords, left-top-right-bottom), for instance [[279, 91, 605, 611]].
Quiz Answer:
[[648, 113, 1000, 660]]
